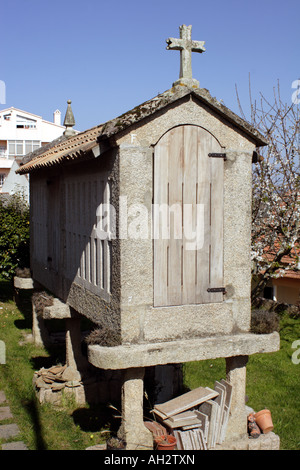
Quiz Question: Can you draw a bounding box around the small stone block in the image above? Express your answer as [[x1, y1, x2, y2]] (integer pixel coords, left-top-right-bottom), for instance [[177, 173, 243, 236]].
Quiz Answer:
[[86, 444, 106, 450], [0, 391, 7, 404], [0, 423, 20, 439], [14, 277, 34, 289], [0, 406, 13, 421]]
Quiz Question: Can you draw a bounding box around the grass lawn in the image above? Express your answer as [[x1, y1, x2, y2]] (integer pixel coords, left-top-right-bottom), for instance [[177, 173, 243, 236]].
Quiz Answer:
[[184, 313, 300, 450], [0, 279, 299, 450], [0, 280, 112, 450]]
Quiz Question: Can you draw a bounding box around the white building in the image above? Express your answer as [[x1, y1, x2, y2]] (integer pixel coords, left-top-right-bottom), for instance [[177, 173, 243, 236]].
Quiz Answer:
[[0, 106, 65, 196]]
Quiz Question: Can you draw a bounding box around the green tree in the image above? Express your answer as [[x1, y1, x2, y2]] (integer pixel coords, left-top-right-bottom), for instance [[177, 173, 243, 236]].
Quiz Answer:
[[0, 192, 30, 279]]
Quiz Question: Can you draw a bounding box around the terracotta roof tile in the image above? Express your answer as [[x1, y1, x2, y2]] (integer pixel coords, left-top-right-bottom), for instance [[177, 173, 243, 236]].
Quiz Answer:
[[17, 86, 267, 175]]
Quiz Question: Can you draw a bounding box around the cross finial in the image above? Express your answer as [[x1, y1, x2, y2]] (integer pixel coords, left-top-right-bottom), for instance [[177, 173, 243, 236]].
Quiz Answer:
[[166, 25, 205, 88]]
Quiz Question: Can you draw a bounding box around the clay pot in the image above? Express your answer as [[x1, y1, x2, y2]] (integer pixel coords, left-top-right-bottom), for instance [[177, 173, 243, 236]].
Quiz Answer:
[[155, 434, 177, 450], [255, 409, 274, 434]]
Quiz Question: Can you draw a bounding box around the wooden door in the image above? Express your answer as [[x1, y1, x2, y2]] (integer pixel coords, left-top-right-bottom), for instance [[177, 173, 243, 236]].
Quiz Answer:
[[153, 125, 224, 307]]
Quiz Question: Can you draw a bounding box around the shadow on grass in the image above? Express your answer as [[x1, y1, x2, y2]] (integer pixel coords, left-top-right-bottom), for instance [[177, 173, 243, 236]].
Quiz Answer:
[[23, 398, 48, 450], [72, 404, 121, 432], [1, 278, 117, 447], [0, 279, 14, 302]]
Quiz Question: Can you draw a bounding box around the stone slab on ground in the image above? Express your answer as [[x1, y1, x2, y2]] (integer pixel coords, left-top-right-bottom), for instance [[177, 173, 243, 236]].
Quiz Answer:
[[2, 441, 28, 450], [0, 423, 20, 440], [0, 406, 13, 421], [86, 444, 106, 450], [0, 391, 7, 404]]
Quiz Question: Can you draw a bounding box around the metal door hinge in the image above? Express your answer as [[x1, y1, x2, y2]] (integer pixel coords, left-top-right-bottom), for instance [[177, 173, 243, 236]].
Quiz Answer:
[[207, 287, 227, 294]]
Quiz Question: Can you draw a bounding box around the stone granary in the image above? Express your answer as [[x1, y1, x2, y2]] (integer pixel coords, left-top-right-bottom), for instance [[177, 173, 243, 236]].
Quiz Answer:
[[17, 25, 279, 449]]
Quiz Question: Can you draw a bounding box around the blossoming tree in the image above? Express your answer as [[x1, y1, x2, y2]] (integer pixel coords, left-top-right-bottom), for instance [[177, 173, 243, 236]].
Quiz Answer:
[[237, 81, 300, 302]]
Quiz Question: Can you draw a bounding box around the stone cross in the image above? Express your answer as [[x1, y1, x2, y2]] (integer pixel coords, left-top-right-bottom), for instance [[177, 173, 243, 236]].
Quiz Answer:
[[166, 24, 205, 88]]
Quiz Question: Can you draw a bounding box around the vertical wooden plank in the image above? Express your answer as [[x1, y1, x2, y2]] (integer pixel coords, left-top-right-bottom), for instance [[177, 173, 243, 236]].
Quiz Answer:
[[167, 127, 184, 306], [195, 127, 211, 304], [182, 125, 197, 304], [103, 179, 111, 294], [209, 140, 224, 303], [94, 237, 99, 286], [153, 131, 169, 307]]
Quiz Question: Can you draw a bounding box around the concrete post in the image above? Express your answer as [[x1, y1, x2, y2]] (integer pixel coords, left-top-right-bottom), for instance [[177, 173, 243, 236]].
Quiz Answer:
[[118, 367, 153, 450], [225, 355, 248, 439]]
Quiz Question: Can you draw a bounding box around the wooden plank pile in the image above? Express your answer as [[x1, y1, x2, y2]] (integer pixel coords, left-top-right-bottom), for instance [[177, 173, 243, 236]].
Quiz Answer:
[[152, 379, 232, 450]]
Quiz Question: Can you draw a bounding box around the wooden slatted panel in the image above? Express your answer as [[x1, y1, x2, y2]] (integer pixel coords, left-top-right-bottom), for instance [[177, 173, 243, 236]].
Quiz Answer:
[[63, 174, 111, 300], [32, 180, 48, 266], [47, 178, 60, 273], [153, 125, 224, 307]]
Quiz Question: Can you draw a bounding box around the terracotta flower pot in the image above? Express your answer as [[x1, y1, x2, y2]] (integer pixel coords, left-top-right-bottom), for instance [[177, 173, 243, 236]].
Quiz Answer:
[[255, 409, 274, 434], [155, 434, 177, 450]]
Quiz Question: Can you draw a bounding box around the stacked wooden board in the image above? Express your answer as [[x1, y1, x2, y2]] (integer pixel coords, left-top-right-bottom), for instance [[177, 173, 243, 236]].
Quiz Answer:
[[152, 380, 232, 450]]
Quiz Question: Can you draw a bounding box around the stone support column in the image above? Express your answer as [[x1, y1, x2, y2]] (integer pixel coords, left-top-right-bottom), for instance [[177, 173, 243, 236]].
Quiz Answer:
[[225, 355, 248, 439], [65, 316, 88, 373], [32, 301, 50, 347], [118, 367, 153, 450]]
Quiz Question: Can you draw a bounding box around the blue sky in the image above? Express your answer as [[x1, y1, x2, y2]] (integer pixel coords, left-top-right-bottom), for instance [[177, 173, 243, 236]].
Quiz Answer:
[[1, 0, 300, 131]]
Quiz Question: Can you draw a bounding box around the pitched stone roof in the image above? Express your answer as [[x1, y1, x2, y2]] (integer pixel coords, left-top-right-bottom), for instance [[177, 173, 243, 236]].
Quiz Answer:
[[17, 86, 268, 175]]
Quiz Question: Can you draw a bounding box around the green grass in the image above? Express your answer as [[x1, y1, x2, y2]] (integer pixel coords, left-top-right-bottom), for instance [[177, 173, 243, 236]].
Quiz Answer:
[[183, 313, 300, 450], [0, 280, 112, 450], [0, 278, 299, 450]]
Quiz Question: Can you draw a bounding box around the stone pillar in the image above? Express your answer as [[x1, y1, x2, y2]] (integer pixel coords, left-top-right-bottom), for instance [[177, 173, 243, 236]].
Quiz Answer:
[[225, 355, 248, 439], [65, 316, 88, 373], [32, 301, 50, 347], [118, 367, 153, 450]]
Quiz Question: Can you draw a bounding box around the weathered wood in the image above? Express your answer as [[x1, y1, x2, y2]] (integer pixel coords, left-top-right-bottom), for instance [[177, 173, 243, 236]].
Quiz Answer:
[[154, 125, 224, 307], [209, 139, 224, 303], [168, 127, 183, 306], [153, 132, 169, 306], [153, 386, 218, 419]]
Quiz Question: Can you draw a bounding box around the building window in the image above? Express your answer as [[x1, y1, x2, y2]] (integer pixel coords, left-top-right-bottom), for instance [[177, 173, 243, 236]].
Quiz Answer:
[[0, 174, 6, 187], [8, 140, 40, 156]]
